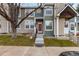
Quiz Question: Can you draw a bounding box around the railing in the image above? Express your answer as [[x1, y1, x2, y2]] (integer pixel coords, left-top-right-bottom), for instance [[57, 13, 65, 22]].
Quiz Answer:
[[68, 32, 79, 46]]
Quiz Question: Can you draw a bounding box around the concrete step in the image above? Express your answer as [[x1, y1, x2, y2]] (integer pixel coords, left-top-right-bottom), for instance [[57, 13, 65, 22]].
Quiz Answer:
[[36, 34, 43, 38], [35, 37, 44, 47]]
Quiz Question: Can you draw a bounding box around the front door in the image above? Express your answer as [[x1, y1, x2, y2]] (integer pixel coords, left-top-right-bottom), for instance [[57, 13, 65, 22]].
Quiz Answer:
[[36, 21, 43, 34]]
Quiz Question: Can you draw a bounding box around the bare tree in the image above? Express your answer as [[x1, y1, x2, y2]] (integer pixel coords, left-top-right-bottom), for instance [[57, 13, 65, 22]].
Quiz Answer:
[[0, 3, 42, 39]]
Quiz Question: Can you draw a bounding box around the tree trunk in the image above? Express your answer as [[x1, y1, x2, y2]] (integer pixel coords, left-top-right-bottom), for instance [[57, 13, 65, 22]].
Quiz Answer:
[[11, 23, 17, 39]]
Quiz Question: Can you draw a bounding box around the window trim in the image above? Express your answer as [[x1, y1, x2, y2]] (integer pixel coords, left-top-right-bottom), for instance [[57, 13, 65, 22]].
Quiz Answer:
[[70, 23, 75, 30], [45, 20, 53, 31]]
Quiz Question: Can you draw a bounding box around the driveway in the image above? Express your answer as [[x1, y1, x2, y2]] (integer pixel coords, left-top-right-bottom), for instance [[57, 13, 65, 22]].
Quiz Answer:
[[0, 46, 79, 56]]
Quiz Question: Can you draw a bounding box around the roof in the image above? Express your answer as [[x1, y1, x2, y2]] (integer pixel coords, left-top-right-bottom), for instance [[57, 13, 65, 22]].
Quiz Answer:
[[57, 4, 79, 17]]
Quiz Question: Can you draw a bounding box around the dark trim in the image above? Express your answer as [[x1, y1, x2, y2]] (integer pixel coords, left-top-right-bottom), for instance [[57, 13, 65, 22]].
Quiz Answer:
[[53, 4, 55, 36]]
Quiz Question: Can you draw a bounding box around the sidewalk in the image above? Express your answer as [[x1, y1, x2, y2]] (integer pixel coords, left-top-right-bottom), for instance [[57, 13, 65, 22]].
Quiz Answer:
[[0, 46, 79, 56]]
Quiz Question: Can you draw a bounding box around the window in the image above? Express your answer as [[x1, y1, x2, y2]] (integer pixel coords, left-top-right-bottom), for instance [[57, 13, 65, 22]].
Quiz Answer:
[[65, 20, 69, 28], [26, 25, 29, 28], [44, 9, 53, 16], [30, 25, 34, 28], [77, 23, 79, 31], [25, 9, 34, 17], [45, 20, 53, 30], [70, 24, 74, 30], [35, 9, 43, 17], [25, 20, 34, 29]]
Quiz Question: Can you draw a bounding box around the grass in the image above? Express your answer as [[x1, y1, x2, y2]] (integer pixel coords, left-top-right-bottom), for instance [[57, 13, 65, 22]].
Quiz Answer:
[[0, 35, 77, 46], [44, 38, 77, 47], [0, 35, 35, 46]]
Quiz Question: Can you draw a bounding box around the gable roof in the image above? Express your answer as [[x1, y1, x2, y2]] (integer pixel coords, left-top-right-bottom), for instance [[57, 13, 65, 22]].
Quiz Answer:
[[57, 4, 79, 16]]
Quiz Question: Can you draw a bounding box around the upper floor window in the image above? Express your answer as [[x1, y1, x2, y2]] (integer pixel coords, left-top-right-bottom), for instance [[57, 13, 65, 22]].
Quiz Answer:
[[44, 9, 53, 16], [35, 9, 43, 17], [25, 9, 35, 17]]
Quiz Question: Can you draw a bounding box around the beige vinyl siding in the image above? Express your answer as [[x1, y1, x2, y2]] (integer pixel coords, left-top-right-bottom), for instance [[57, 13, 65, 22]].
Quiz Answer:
[[0, 16, 8, 33], [59, 18, 65, 36], [16, 17, 34, 34], [54, 3, 65, 18]]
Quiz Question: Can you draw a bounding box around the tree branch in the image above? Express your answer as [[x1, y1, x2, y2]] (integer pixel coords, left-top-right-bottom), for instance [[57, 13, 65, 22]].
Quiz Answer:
[[0, 4, 7, 15], [0, 6, 13, 23], [16, 3, 42, 28]]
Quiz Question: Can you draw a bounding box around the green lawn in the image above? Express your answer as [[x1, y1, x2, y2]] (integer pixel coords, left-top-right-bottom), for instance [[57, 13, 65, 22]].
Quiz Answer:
[[0, 35, 77, 46], [44, 38, 77, 47], [0, 35, 35, 46]]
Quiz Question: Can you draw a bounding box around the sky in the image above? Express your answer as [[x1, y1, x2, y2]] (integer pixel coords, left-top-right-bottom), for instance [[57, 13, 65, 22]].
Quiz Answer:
[[73, 3, 78, 9], [20, 3, 40, 8], [20, 3, 78, 9]]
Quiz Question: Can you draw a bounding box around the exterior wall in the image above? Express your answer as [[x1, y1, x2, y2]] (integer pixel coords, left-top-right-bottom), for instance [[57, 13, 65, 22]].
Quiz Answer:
[[59, 18, 65, 36], [0, 3, 72, 37], [54, 3, 66, 18], [0, 16, 8, 33], [16, 17, 34, 34], [44, 16, 54, 36]]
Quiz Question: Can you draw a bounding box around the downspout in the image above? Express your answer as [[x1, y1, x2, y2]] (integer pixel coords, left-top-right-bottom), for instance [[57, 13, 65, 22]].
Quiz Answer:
[[53, 4, 55, 36]]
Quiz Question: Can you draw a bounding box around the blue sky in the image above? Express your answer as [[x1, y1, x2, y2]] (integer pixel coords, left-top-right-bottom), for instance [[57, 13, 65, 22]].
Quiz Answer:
[[20, 3, 40, 8], [73, 3, 78, 9], [20, 3, 78, 9]]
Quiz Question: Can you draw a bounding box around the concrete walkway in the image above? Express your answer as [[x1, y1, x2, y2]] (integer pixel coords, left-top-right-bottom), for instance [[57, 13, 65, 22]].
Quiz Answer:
[[0, 46, 79, 56]]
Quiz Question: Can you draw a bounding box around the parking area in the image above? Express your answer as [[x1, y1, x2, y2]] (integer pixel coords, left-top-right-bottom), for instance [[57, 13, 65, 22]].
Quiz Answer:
[[0, 46, 79, 56]]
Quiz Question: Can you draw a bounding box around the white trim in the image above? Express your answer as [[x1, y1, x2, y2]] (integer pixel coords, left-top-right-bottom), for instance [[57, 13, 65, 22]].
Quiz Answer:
[[35, 17, 44, 19], [44, 8, 53, 16], [24, 19, 34, 29], [57, 17, 59, 37], [45, 20, 53, 31], [57, 4, 78, 16], [34, 17, 36, 34], [74, 17, 77, 36], [7, 21, 9, 33]]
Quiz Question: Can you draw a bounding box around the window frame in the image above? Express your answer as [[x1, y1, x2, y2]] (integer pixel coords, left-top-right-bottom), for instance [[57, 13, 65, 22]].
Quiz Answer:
[[25, 19, 34, 29], [45, 20, 53, 31], [44, 8, 53, 16], [70, 23, 75, 30]]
